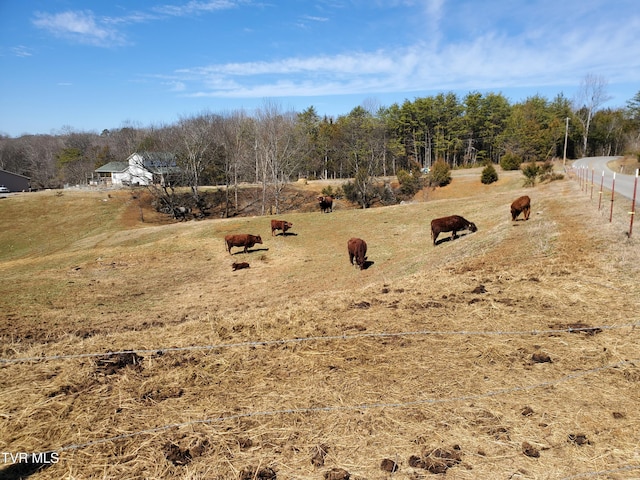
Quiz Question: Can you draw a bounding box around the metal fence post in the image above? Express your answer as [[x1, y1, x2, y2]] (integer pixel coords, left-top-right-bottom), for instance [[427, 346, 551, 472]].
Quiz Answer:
[[598, 170, 604, 211], [630, 169, 638, 237], [609, 172, 616, 223]]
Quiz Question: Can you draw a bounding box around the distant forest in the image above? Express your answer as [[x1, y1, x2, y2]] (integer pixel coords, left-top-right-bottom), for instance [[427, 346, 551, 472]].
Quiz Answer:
[[2, 77, 639, 201]]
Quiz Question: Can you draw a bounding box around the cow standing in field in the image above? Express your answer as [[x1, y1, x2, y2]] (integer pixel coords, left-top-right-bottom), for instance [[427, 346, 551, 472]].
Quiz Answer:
[[225, 234, 263, 254], [318, 196, 333, 213], [348, 237, 368, 270], [271, 219, 293, 236], [511, 195, 531, 221], [431, 215, 477, 245], [173, 206, 191, 221]]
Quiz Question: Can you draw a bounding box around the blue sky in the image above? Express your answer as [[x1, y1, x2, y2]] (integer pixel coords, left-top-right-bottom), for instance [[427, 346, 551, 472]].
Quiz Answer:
[[1, 0, 639, 137]]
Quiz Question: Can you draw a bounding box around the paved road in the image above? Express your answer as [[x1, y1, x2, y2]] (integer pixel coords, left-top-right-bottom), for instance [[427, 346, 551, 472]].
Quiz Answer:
[[571, 156, 639, 205]]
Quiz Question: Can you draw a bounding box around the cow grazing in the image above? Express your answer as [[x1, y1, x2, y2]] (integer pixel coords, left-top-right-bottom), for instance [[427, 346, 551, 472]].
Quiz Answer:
[[225, 234, 263, 254], [232, 262, 250, 271], [511, 195, 531, 221], [347, 237, 368, 270], [318, 196, 333, 213], [173, 206, 191, 221], [431, 215, 477, 245], [271, 219, 293, 236]]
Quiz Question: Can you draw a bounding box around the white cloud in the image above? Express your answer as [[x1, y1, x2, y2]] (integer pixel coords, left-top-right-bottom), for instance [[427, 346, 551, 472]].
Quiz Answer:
[[152, 0, 239, 17], [164, 80, 187, 92], [300, 15, 329, 22], [31, 2, 244, 47], [11, 46, 33, 57], [170, 12, 640, 101], [32, 10, 127, 47]]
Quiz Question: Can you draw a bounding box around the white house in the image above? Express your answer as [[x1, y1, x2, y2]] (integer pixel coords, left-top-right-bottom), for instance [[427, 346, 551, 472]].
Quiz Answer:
[[94, 152, 180, 186]]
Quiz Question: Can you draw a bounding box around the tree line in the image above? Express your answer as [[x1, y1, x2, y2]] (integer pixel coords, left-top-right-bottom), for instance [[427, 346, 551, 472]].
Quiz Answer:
[[1, 78, 639, 216]]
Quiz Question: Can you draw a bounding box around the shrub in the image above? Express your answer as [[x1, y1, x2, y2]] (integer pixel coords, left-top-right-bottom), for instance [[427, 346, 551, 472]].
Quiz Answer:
[[376, 179, 395, 205], [397, 168, 423, 196], [538, 161, 564, 183], [342, 181, 356, 203], [429, 160, 451, 187], [321, 185, 334, 197], [500, 152, 522, 171], [522, 161, 540, 187], [481, 163, 499, 184]]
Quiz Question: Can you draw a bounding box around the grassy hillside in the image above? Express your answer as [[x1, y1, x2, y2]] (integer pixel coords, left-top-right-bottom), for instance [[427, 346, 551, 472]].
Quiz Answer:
[[1, 170, 640, 479]]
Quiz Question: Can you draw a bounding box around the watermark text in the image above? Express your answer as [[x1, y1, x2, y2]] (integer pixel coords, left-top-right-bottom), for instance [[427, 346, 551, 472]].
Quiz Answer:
[[1, 452, 60, 464]]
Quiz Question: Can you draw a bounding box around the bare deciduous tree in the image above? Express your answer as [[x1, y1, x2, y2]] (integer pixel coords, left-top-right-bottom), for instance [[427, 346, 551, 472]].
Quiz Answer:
[[255, 101, 304, 215], [173, 112, 224, 209], [220, 110, 253, 217], [573, 74, 612, 156]]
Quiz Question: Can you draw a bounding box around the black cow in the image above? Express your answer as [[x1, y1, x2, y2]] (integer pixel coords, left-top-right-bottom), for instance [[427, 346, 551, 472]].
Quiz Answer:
[[318, 196, 333, 213], [431, 215, 477, 245], [173, 206, 191, 221]]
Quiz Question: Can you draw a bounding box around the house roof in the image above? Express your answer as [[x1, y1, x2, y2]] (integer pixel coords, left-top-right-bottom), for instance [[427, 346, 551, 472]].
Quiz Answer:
[[127, 152, 181, 174], [95, 162, 128, 173], [95, 153, 181, 175], [134, 152, 176, 166], [0, 169, 31, 180], [149, 165, 182, 175]]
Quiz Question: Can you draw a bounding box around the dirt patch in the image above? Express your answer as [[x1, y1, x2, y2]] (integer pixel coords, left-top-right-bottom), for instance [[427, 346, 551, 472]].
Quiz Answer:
[[607, 155, 640, 175], [95, 351, 144, 375]]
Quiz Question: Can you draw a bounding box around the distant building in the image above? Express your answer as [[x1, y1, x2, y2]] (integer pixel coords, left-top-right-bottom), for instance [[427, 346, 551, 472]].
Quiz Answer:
[[93, 152, 181, 186], [0, 169, 30, 192]]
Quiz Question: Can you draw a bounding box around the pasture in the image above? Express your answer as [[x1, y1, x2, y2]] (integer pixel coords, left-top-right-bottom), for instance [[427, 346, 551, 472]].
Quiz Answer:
[[1, 168, 640, 479]]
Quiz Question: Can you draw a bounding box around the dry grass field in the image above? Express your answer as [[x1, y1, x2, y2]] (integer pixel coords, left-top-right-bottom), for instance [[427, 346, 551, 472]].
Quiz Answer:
[[1, 166, 640, 480]]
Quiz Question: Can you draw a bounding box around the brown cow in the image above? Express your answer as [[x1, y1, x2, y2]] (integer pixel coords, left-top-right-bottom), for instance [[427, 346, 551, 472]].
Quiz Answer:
[[318, 196, 333, 213], [225, 234, 263, 254], [347, 237, 368, 270], [231, 262, 250, 271], [511, 195, 531, 221], [271, 219, 293, 236], [431, 215, 477, 245]]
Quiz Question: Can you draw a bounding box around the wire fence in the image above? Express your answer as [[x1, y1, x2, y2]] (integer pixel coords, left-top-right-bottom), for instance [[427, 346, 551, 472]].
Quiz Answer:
[[12, 357, 636, 455], [3, 321, 640, 476], [4, 355, 636, 480], [572, 165, 639, 236], [1, 321, 638, 365]]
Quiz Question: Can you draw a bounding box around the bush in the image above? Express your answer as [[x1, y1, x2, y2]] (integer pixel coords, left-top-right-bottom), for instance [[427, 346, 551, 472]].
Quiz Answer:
[[397, 168, 423, 196], [500, 152, 522, 171], [429, 160, 451, 187], [342, 181, 358, 204], [538, 161, 564, 183], [521, 161, 540, 187], [481, 163, 499, 184], [321, 185, 334, 197]]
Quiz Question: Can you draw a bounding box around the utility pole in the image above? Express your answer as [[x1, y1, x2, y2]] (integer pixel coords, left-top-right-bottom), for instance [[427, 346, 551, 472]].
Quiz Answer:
[[563, 117, 569, 168]]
